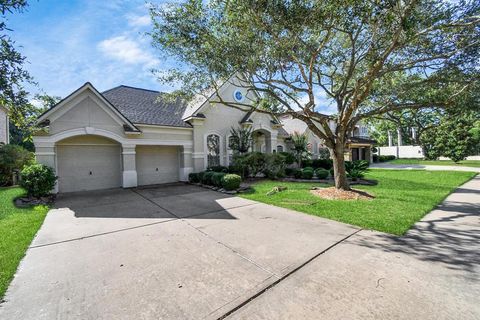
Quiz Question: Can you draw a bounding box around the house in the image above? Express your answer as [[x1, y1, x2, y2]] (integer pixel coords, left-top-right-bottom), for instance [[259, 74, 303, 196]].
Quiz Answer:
[[0, 105, 9, 145], [33, 81, 374, 193], [280, 115, 375, 162]]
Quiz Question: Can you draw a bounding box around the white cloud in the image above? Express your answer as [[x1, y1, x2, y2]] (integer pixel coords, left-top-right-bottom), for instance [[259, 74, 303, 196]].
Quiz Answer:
[[127, 14, 151, 27], [97, 35, 159, 67]]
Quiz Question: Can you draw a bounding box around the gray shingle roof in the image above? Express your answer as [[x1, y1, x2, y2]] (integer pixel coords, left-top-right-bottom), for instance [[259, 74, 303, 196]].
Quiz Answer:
[[102, 85, 191, 128]]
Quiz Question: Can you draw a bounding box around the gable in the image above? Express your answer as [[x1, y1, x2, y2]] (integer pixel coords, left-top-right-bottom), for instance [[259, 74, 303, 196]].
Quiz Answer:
[[37, 83, 138, 134]]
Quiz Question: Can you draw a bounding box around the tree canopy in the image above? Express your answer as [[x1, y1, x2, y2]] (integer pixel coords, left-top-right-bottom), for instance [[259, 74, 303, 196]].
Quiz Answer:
[[150, 0, 480, 189]]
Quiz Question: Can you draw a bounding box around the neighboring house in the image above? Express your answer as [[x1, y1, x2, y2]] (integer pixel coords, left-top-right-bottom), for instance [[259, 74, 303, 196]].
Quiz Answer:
[[280, 114, 375, 162], [33, 81, 374, 193], [0, 105, 9, 145]]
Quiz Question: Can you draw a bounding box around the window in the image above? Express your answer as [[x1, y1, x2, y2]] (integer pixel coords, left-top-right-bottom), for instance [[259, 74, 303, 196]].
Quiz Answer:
[[277, 145, 284, 153], [207, 134, 220, 167]]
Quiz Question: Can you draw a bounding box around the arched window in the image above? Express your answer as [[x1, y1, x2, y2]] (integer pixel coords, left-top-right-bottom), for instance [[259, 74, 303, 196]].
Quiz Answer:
[[277, 145, 284, 153], [207, 134, 220, 167]]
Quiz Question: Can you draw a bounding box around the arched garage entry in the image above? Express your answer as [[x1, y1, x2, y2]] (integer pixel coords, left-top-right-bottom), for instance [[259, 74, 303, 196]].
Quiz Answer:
[[56, 135, 122, 193]]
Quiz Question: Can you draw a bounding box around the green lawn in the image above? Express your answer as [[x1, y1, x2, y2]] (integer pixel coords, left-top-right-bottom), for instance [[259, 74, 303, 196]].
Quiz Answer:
[[240, 170, 476, 235], [0, 187, 49, 299], [388, 158, 480, 168]]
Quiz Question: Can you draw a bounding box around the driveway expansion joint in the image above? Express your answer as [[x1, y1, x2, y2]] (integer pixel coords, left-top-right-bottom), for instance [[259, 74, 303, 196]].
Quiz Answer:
[[215, 227, 363, 320]]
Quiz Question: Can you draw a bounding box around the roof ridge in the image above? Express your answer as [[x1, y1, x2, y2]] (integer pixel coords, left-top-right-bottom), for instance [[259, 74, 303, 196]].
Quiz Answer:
[[102, 85, 161, 94]]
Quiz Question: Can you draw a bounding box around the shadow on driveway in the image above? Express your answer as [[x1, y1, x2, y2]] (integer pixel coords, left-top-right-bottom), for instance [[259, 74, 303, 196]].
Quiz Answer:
[[54, 183, 241, 220]]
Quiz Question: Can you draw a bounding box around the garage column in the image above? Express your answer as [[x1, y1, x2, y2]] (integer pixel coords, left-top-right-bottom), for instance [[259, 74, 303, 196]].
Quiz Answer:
[[34, 142, 57, 192], [179, 146, 193, 181], [122, 144, 137, 188]]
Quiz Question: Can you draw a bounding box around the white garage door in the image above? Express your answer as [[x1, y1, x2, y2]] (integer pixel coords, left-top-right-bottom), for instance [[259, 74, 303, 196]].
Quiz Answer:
[[57, 139, 122, 193], [136, 146, 179, 186]]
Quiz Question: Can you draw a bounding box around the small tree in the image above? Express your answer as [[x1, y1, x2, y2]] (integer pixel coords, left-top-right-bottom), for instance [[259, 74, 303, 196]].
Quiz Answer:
[[0, 144, 33, 186], [228, 126, 253, 154], [290, 132, 309, 167]]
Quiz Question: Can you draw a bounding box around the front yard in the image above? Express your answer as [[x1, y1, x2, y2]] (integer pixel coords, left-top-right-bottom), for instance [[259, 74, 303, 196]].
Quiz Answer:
[[0, 187, 49, 299], [240, 170, 476, 235], [388, 159, 480, 168]]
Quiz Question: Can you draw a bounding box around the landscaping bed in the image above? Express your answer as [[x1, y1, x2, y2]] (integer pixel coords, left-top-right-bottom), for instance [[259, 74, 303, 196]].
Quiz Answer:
[[240, 169, 476, 235]]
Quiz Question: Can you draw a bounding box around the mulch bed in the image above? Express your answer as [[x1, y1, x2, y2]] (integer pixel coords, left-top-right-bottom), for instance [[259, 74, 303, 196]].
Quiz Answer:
[[282, 178, 377, 185], [310, 187, 375, 200], [14, 195, 56, 207]]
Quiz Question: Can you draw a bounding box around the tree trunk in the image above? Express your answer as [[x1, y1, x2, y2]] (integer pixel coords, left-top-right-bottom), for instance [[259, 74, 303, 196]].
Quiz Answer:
[[330, 144, 351, 190]]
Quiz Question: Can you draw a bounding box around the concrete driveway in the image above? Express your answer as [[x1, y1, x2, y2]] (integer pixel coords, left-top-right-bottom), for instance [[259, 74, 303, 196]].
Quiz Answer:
[[0, 183, 359, 320]]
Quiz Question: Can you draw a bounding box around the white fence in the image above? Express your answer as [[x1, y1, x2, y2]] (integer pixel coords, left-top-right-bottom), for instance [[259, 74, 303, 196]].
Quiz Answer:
[[378, 146, 423, 158], [378, 146, 480, 160]]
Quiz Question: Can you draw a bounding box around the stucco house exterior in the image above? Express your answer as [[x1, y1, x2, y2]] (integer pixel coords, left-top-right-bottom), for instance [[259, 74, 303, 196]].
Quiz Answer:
[[33, 81, 374, 193], [0, 105, 9, 145]]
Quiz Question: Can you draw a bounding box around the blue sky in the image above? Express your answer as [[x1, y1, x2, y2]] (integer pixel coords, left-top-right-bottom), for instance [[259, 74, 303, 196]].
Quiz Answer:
[[7, 0, 170, 98], [6, 0, 336, 113]]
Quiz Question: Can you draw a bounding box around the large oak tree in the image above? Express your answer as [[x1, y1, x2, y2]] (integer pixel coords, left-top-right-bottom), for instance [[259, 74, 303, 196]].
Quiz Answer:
[[150, 0, 480, 190]]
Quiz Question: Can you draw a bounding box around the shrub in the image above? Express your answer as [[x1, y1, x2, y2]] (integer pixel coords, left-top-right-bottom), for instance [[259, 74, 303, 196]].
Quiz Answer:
[[263, 153, 286, 179], [20, 164, 57, 198], [279, 152, 295, 165], [303, 166, 314, 172], [302, 159, 313, 168], [222, 174, 242, 190], [243, 152, 266, 177], [285, 167, 295, 177], [207, 166, 228, 173], [345, 160, 369, 181], [315, 168, 329, 179], [378, 155, 396, 162], [293, 168, 303, 179], [202, 171, 215, 185], [301, 168, 314, 179], [212, 172, 227, 187], [188, 172, 199, 183], [0, 144, 34, 186], [311, 158, 333, 170], [197, 171, 206, 182]]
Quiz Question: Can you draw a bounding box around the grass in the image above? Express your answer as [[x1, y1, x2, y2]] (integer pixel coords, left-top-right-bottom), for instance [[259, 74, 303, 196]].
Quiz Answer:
[[388, 158, 480, 168], [0, 187, 49, 299], [240, 170, 476, 235]]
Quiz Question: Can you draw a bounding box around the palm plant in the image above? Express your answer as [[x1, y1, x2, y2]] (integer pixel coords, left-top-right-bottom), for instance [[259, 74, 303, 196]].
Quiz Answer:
[[291, 132, 309, 167]]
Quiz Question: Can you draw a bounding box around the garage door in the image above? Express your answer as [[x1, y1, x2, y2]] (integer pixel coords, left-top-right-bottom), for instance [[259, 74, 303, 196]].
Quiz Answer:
[[136, 146, 179, 186], [57, 139, 122, 193]]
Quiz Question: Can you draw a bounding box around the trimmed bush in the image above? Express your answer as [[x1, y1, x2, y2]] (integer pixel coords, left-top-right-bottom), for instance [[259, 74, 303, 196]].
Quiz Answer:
[[311, 158, 333, 170], [301, 168, 314, 179], [202, 171, 215, 185], [315, 168, 329, 179], [188, 172, 200, 183], [378, 155, 396, 162], [222, 174, 242, 190], [20, 164, 57, 198], [207, 166, 228, 173], [293, 168, 303, 179], [285, 167, 295, 177], [212, 172, 227, 187], [303, 166, 314, 172], [197, 171, 206, 182], [302, 159, 313, 168]]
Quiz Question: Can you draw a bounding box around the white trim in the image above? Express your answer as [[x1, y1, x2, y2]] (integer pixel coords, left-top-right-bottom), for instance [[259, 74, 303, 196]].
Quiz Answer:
[[35, 152, 56, 156], [33, 127, 193, 148], [122, 151, 136, 155], [135, 123, 193, 133], [192, 152, 205, 159]]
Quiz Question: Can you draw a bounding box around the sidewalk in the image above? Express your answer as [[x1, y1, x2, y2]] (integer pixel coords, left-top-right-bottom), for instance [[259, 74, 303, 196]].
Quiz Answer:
[[370, 162, 480, 172]]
